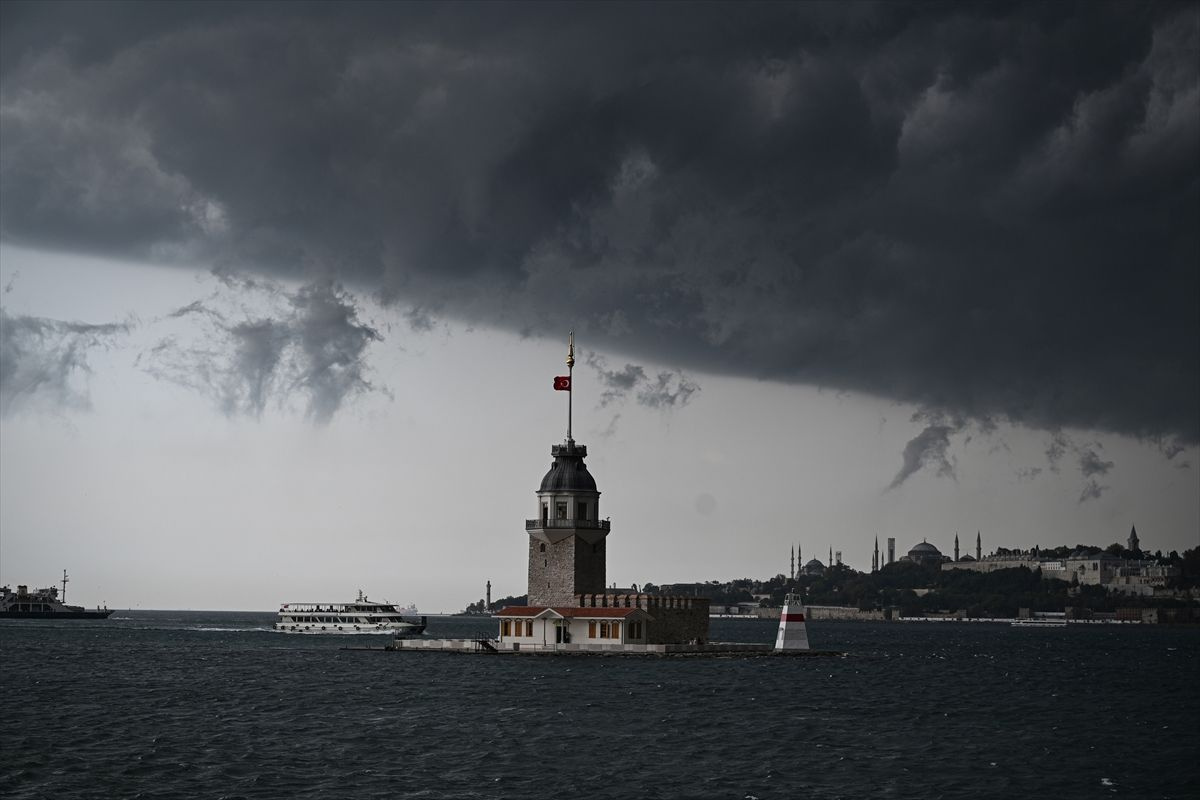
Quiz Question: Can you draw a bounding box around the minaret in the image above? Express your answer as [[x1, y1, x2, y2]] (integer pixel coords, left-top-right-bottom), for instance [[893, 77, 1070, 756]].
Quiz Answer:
[[829, 546, 833, 567], [486, 580, 492, 611], [873, 536, 879, 572], [526, 334, 608, 606], [1127, 525, 1140, 553], [954, 533, 960, 562], [790, 545, 795, 581], [976, 531, 981, 561]]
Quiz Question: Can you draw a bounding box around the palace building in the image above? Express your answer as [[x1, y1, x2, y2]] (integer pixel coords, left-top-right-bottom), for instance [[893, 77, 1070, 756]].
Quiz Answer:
[[491, 335, 709, 651]]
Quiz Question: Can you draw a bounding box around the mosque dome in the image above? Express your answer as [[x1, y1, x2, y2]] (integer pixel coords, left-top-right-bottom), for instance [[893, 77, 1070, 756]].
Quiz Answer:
[[539, 442, 598, 493], [907, 541, 944, 565]]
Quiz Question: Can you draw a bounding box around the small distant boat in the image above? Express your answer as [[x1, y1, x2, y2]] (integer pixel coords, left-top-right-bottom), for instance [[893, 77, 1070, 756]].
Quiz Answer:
[[1010, 618, 1067, 627], [0, 570, 112, 619], [275, 590, 426, 636]]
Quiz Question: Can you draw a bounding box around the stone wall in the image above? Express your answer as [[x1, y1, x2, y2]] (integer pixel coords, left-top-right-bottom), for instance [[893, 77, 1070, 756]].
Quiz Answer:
[[527, 535, 606, 606], [574, 593, 711, 644]]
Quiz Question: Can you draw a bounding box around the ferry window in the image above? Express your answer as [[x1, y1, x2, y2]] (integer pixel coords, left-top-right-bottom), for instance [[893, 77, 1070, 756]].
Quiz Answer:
[[588, 621, 596, 638], [577, 502, 587, 520], [556, 502, 567, 519], [525, 621, 533, 637]]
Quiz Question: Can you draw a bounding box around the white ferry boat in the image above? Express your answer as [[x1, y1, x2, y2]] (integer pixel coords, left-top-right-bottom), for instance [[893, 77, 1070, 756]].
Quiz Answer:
[[275, 590, 425, 635]]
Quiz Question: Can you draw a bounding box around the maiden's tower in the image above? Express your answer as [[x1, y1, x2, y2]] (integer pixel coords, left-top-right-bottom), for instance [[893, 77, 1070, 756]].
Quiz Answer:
[[492, 334, 710, 650]]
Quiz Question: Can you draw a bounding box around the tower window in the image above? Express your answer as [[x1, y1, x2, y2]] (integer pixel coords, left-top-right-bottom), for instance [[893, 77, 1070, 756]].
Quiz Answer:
[[577, 502, 587, 520], [539, 543, 546, 552], [556, 502, 567, 519], [542, 504, 548, 523]]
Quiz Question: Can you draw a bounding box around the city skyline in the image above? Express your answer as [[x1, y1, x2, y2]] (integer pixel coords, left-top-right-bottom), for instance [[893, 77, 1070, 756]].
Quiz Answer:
[[1, 3, 1197, 610]]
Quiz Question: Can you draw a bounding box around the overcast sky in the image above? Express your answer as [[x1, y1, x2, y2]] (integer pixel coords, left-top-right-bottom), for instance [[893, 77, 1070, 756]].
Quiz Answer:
[[1, 2, 1196, 611]]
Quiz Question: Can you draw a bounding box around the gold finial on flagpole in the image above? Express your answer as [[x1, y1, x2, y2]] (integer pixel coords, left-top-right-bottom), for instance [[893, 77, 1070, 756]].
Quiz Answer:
[[566, 330, 575, 369]]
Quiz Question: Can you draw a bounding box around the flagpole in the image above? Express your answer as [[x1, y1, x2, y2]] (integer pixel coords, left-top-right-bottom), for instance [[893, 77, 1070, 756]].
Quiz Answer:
[[566, 331, 575, 443]]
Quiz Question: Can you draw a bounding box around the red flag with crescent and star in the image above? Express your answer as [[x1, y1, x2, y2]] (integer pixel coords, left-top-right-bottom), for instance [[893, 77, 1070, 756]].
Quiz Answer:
[[554, 376, 571, 391]]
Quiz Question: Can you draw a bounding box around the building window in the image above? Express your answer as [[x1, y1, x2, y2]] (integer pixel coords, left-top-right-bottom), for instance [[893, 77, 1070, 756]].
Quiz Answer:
[[525, 620, 533, 637], [611, 622, 620, 639], [588, 621, 596, 638], [542, 504, 548, 523], [539, 543, 546, 552], [556, 502, 567, 519], [501, 619, 511, 637], [599, 622, 610, 638], [577, 502, 587, 520], [629, 621, 643, 639]]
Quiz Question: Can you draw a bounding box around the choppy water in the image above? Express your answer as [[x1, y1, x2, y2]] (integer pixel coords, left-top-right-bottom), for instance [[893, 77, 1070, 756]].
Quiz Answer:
[[1, 613, 1197, 799]]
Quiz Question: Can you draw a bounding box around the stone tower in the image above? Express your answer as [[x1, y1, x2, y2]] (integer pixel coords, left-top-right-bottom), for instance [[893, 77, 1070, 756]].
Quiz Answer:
[[526, 440, 608, 605]]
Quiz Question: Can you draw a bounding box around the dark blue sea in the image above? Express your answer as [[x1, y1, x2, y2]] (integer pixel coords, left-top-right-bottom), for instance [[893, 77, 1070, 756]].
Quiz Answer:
[[2, 613, 1197, 799]]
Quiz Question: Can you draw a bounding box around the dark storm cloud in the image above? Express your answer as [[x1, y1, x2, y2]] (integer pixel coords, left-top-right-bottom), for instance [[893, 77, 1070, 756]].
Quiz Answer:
[[2, 2, 1197, 442], [0, 307, 131, 415], [142, 280, 384, 423], [888, 410, 963, 490]]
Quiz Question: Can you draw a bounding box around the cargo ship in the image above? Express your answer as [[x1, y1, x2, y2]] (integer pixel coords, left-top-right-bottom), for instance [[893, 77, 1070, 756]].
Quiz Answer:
[[0, 570, 112, 619]]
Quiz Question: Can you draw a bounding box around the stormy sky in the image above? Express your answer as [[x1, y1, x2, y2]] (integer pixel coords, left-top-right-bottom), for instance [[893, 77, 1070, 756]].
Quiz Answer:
[[1, 2, 1196, 609]]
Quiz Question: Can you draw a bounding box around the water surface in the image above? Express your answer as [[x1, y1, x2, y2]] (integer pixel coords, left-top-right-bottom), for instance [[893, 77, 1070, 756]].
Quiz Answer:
[[2, 612, 1196, 799]]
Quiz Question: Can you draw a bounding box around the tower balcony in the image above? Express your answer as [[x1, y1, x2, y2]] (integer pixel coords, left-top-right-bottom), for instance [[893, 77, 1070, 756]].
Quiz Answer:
[[526, 518, 610, 532]]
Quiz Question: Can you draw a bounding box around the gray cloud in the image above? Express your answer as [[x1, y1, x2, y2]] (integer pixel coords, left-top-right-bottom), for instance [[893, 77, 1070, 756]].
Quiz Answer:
[[1074, 443, 1114, 503], [888, 411, 963, 490], [637, 371, 700, 409], [1079, 479, 1107, 505], [1077, 445, 1114, 479], [1, 3, 1197, 444], [585, 352, 697, 411], [0, 307, 132, 415], [142, 279, 384, 423], [1045, 433, 1070, 473]]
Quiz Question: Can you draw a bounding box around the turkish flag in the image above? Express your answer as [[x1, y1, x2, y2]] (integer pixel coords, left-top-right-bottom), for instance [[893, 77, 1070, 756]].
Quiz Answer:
[[554, 376, 571, 391]]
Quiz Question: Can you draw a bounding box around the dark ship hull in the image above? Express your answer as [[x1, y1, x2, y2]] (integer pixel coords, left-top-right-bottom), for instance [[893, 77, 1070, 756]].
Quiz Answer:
[[0, 609, 114, 619]]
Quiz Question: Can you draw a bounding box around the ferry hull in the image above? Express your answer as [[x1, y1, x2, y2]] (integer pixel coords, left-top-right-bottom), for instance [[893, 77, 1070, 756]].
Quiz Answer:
[[0, 610, 114, 619]]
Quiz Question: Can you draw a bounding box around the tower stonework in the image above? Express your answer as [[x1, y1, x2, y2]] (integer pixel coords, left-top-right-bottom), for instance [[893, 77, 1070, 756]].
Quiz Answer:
[[526, 441, 608, 606]]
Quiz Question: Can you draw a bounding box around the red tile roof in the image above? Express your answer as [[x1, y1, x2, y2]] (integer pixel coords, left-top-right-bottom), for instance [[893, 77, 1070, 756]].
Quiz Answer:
[[494, 606, 644, 619]]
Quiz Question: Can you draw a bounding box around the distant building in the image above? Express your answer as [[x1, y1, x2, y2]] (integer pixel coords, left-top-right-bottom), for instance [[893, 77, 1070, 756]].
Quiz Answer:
[[802, 558, 826, 577], [887, 537, 896, 565], [942, 537, 1179, 597]]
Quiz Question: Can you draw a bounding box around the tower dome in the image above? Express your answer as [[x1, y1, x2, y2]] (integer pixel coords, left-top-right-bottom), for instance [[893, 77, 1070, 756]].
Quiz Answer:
[[539, 441, 598, 492]]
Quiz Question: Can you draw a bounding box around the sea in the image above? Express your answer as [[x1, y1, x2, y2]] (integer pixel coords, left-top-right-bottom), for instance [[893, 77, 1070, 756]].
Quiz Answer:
[[1, 612, 1197, 800]]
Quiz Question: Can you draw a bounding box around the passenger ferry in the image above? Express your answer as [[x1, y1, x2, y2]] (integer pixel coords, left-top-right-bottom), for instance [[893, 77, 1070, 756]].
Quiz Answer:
[[274, 590, 425, 635]]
